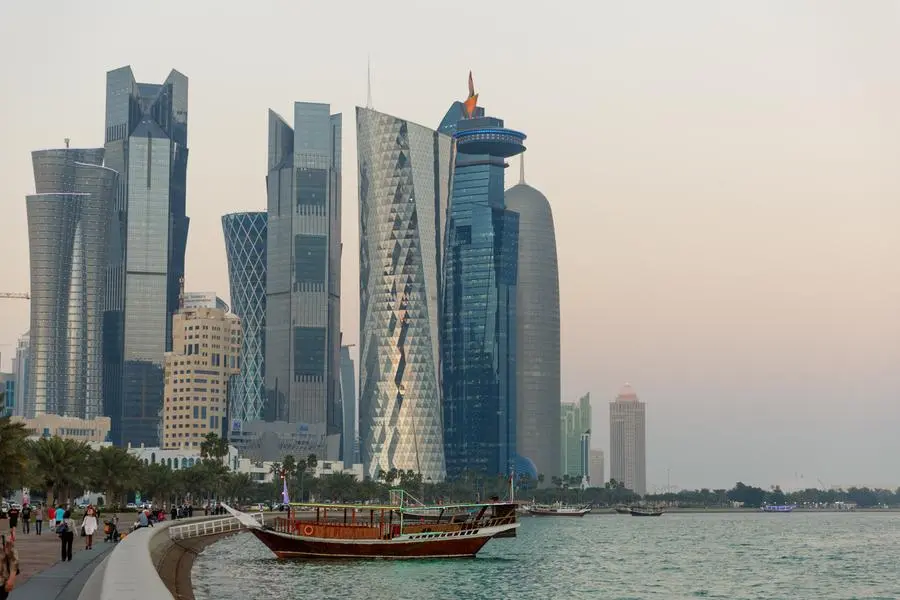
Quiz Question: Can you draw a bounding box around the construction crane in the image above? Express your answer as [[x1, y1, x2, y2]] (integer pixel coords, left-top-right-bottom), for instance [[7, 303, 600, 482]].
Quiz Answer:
[[0, 292, 30, 300]]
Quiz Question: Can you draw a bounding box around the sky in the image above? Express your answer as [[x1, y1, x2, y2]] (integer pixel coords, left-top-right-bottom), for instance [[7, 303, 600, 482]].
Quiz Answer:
[[1, 1, 898, 491]]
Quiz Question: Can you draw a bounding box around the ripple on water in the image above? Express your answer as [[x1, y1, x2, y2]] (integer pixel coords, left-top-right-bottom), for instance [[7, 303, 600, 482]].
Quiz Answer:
[[192, 512, 900, 600]]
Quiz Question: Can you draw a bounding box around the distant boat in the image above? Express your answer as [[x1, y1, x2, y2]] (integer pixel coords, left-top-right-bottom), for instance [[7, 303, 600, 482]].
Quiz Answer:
[[614, 506, 632, 515], [525, 502, 591, 517], [630, 507, 664, 517], [761, 504, 796, 513]]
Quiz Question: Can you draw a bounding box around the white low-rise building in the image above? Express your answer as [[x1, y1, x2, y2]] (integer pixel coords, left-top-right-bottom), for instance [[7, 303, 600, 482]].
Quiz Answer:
[[126, 443, 240, 471]]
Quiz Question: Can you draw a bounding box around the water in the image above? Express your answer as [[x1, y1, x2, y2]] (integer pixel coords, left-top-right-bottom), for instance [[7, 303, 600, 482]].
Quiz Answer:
[[192, 512, 900, 599]]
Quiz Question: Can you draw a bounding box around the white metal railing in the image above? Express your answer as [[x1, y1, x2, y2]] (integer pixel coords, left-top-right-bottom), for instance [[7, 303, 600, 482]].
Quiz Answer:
[[167, 513, 263, 541]]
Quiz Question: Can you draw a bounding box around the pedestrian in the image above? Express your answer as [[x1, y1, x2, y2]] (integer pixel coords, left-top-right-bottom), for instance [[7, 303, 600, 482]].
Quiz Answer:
[[5, 507, 18, 532], [56, 510, 76, 562], [81, 506, 98, 550], [54, 505, 64, 527], [0, 534, 19, 600], [19, 505, 30, 535], [47, 505, 56, 531], [34, 503, 43, 536]]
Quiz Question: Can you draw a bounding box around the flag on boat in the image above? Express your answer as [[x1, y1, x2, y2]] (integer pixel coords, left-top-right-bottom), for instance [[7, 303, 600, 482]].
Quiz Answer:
[[282, 478, 290, 504]]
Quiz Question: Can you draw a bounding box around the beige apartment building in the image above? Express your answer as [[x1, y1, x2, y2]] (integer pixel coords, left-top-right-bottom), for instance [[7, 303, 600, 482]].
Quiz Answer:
[[609, 383, 646, 495], [163, 305, 241, 450], [14, 414, 111, 443]]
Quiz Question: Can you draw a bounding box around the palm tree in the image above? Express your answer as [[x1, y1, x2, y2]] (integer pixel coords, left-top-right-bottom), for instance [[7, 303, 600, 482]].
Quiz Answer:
[[0, 416, 31, 494], [200, 433, 229, 465], [28, 437, 91, 505], [89, 446, 142, 507], [141, 463, 176, 505], [223, 472, 255, 504]]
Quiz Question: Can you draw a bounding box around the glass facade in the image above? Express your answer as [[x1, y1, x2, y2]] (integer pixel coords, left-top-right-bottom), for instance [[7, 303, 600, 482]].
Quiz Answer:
[[357, 107, 453, 482], [340, 345, 357, 468], [439, 108, 524, 479], [561, 393, 591, 479], [505, 164, 562, 479], [26, 149, 117, 420], [103, 66, 189, 446], [265, 105, 342, 458], [13, 332, 29, 417], [222, 212, 267, 425]]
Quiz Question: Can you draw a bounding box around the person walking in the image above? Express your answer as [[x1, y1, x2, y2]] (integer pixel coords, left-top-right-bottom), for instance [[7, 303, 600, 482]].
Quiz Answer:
[[47, 505, 56, 531], [19, 505, 30, 535], [56, 510, 76, 562], [34, 504, 43, 536], [80, 506, 98, 550], [0, 534, 19, 600]]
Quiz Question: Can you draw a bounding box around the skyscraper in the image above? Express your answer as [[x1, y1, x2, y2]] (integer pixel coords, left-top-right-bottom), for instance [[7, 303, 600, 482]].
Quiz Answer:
[[440, 74, 525, 478], [103, 66, 189, 446], [505, 156, 561, 479], [27, 148, 117, 419], [561, 393, 592, 481], [13, 331, 30, 417], [265, 105, 342, 457], [340, 345, 357, 468], [357, 106, 453, 482], [589, 449, 605, 487], [609, 384, 647, 495], [222, 212, 267, 426]]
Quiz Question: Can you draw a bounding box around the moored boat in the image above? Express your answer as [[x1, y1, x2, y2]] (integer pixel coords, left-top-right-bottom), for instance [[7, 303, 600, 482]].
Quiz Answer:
[[761, 504, 796, 513], [614, 506, 632, 515], [223, 492, 518, 559], [525, 502, 591, 517], [629, 507, 664, 517]]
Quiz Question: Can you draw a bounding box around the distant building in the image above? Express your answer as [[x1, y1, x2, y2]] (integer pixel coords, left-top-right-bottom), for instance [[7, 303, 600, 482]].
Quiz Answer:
[[128, 443, 239, 471], [340, 345, 357, 468], [1, 373, 14, 417], [162, 305, 241, 450], [181, 292, 229, 311], [264, 104, 342, 454], [589, 449, 605, 487], [229, 419, 328, 463], [13, 332, 29, 417], [103, 66, 190, 448], [357, 107, 452, 482], [440, 74, 525, 479], [222, 212, 267, 425], [505, 156, 561, 479], [14, 414, 111, 443], [560, 393, 592, 482], [26, 148, 116, 420], [609, 384, 646, 495]]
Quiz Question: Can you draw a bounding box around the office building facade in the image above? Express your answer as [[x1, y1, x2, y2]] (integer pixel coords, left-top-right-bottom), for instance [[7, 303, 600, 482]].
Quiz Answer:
[[27, 148, 117, 419], [609, 384, 646, 494], [13, 332, 30, 417], [265, 105, 342, 458], [589, 449, 605, 487], [1, 374, 13, 417], [181, 292, 228, 311], [162, 305, 241, 450], [103, 66, 190, 446], [222, 212, 267, 426], [505, 157, 561, 479], [439, 76, 525, 478], [340, 345, 357, 468], [357, 107, 453, 482], [561, 393, 592, 481]]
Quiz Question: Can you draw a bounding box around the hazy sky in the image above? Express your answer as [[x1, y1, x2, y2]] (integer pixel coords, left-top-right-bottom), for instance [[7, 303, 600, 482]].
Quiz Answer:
[[1, 1, 898, 491]]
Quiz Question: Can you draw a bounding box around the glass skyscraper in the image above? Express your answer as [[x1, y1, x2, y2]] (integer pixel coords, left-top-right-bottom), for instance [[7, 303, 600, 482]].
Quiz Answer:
[[265, 105, 342, 457], [103, 66, 189, 446], [340, 345, 357, 468], [439, 78, 525, 478], [505, 158, 562, 479], [26, 148, 117, 419], [357, 107, 453, 482], [222, 211, 268, 425]]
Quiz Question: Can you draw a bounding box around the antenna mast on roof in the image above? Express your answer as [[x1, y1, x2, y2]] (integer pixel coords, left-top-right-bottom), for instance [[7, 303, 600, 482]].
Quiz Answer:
[[64, 138, 70, 149], [366, 55, 373, 109]]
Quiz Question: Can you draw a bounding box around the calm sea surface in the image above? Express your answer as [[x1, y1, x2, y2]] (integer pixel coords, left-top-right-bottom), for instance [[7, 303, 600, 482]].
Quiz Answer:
[[192, 512, 899, 600]]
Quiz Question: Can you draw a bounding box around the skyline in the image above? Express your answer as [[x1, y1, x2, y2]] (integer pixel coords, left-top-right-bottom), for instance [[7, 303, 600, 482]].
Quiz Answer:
[[1, 1, 899, 490]]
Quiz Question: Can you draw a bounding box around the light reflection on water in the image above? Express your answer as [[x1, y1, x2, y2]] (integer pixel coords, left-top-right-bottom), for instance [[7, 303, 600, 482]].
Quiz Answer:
[[192, 512, 900, 600]]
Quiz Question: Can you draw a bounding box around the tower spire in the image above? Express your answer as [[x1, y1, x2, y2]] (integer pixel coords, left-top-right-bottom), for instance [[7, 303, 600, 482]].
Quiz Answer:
[[519, 153, 525, 185], [366, 55, 373, 109]]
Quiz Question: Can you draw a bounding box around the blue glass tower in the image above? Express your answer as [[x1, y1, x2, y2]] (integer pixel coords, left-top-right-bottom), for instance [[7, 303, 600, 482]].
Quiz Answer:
[[440, 74, 525, 479], [222, 212, 267, 426]]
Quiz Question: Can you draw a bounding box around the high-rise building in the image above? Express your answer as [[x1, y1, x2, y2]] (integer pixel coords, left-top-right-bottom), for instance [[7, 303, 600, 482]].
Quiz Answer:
[[222, 212, 267, 426], [13, 332, 30, 417], [181, 292, 228, 311], [103, 66, 190, 447], [340, 345, 357, 468], [589, 449, 605, 487], [505, 156, 561, 479], [561, 393, 592, 481], [357, 107, 453, 482], [1, 373, 14, 417], [265, 105, 342, 459], [440, 74, 525, 478], [27, 148, 117, 420], [609, 384, 646, 495], [162, 305, 241, 450]]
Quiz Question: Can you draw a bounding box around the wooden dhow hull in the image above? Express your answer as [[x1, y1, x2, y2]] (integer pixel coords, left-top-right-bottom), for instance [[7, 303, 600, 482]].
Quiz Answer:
[[248, 522, 517, 559]]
